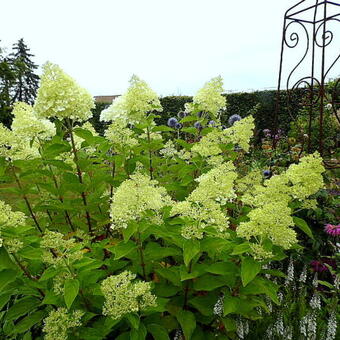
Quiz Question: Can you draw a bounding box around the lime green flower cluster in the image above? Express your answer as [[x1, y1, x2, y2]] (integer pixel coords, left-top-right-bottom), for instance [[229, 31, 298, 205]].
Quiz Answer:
[[223, 115, 255, 152], [185, 76, 226, 119], [101, 271, 157, 320], [40, 230, 85, 267], [0, 200, 26, 252], [237, 153, 325, 258], [192, 116, 255, 159], [110, 172, 172, 230], [160, 140, 179, 159], [100, 75, 162, 124], [285, 152, 325, 200], [0, 123, 39, 160], [11, 102, 56, 141], [43, 308, 84, 340], [171, 162, 236, 239], [0, 200, 26, 228], [105, 120, 138, 149], [34, 62, 95, 122]]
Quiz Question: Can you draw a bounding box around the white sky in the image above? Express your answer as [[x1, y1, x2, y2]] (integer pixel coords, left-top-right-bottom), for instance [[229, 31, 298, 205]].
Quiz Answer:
[[1, 0, 339, 96]]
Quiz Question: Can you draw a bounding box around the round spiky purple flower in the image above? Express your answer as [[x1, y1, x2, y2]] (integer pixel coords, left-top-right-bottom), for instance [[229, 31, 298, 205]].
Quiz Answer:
[[324, 224, 340, 237], [263, 170, 272, 178], [177, 111, 187, 119], [228, 114, 242, 126], [167, 117, 178, 128], [197, 111, 204, 118], [194, 122, 202, 129], [208, 120, 216, 127], [175, 122, 182, 130]]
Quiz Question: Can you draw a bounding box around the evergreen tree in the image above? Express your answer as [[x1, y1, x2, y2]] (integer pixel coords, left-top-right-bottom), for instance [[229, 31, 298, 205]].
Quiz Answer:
[[0, 42, 16, 127], [9, 38, 39, 104]]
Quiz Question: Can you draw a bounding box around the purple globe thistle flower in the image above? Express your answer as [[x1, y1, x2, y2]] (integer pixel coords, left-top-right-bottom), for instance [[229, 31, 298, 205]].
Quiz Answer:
[[197, 111, 204, 118], [208, 120, 216, 127], [263, 170, 272, 178], [324, 224, 340, 237], [194, 122, 202, 129], [228, 114, 242, 126], [175, 122, 182, 130], [177, 111, 187, 119], [167, 117, 178, 128], [221, 125, 227, 130]]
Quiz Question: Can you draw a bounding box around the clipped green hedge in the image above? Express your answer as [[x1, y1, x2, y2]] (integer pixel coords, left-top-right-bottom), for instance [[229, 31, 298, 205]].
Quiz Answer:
[[91, 89, 305, 138]]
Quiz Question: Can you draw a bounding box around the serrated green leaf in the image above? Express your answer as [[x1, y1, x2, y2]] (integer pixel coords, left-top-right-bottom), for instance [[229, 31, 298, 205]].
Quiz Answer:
[[183, 239, 200, 267], [176, 310, 196, 340], [64, 279, 79, 309], [241, 257, 261, 287], [293, 216, 314, 239]]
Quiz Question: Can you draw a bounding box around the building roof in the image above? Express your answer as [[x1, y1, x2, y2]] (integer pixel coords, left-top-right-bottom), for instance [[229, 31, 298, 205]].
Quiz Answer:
[[94, 95, 120, 103]]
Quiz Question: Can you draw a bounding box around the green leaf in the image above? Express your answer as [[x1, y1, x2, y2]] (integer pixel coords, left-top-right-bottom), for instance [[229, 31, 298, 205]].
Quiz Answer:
[[183, 239, 200, 267], [240, 278, 279, 305], [241, 257, 261, 287], [147, 324, 170, 340], [231, 243, 251, 255], [293, 216, 314, 239], [74, 128, 94, 141], [176, 310, 196, 340], [0, 248, 17, 270], [193, 274, 228, 291], [64, 279, 79, 309], [18, 246, 43, 260], [0, 293, 11, 310], [43, 143, 71, 158], [130, 323, 147, 340], [144, 242, 181, 260], [152, 126, 174, 132], [11, 310, 46, 334], [6, 297, 41, 321], [223, 296, 240, 316], [39, 267, 58, 281], [110, 240, 137, 260], [126, 313, 140, 329], [204, 262, 238, 276], [0, 269, 17, 291], [189, 294, 217, 316]]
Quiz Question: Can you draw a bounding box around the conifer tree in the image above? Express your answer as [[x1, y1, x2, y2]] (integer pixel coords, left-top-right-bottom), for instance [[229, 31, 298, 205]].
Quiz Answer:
[[9, 38, 39, 104]]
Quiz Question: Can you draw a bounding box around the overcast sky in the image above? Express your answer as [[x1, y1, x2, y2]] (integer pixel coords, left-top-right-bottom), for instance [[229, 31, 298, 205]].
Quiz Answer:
[[1, 0, 339, 96]]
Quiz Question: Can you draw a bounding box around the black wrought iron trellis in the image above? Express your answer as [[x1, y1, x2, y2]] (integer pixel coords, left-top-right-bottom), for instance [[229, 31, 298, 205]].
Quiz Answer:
[[275, 0, 340, 156]]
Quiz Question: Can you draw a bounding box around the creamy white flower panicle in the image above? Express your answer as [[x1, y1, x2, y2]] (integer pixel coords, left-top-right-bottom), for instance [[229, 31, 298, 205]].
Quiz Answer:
[[186, 76, 226, 119], [171, 162, 236, 239], [101, 271, 157, 320], [159, 140, 179, 159], [34, 62, 95, 122], [105, 119, 138, 149], [100, 75, 162, 124], [191, 116, 255, 159], [237, 153, 325, 258], [0, 200, 26, 228], [40, 230, 85, 267], [43, 308, 84, 340], [11, 102, 56, 141], [0, 123, 40, 160], [110, 172, 172, 230]]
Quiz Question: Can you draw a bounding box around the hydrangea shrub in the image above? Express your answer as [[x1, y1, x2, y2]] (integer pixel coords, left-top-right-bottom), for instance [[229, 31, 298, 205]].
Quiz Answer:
[[0, 66, 332, 340]]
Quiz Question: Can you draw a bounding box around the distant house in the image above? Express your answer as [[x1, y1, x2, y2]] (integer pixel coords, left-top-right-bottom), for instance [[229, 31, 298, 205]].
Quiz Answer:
[[94, 95, 120, 104]]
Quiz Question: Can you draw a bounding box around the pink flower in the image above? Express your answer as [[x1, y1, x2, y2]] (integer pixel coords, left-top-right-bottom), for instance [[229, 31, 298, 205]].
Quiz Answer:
[[324, 224, 340, 237]]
